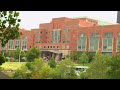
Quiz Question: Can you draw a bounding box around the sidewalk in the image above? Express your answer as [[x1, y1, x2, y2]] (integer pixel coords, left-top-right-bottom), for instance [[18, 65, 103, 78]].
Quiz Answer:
[[0, 72, 10, 79]]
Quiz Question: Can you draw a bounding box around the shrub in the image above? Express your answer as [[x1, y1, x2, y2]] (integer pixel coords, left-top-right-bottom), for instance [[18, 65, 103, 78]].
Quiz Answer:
[[26, 62, 35, 71], [0, 54, 6, 65], [48, 57, 56, 68]]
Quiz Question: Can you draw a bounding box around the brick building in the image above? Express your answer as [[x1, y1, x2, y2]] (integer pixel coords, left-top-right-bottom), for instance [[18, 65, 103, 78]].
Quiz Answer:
[[0, 17, 120, 60]]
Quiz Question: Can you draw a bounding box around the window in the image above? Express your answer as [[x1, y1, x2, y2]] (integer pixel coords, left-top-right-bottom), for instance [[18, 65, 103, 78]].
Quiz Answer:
[[53, 46, 55, 48], [78, 34, 86, 51], [64, 34, 70, 38], [48, 46, 49, 48], [90, 33, 99, 51], [36, 31, 39, 34], [50, 46, 52, 48], [15, 39, 20, 48], [22, 37, 28, 50], [64, 29, 71, 32], [52, 30, 61, 43], [8, 40, 14, 49], [36, 36, 42, 38], [103, 32, 113, 51], [117, 33, 120, 51], [72, 46, 75, 48], [66, 45, 70, 49], [57, 46, 59, 48], [44, 46, 46, 48], [63, 40, 70, 43]]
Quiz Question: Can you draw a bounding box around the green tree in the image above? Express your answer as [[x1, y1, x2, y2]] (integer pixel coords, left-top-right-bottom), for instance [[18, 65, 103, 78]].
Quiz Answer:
[[29, 58, 52, 79], [5, 51, 14, 58], [106, 54, 120, 79], [0, 54, 6, 65], [0, 11, 21, 47], [53, 58, 79, 79], [48, 57, 56, 68], [0, 11, 21, 65], [12, 65, 30, 79], [26, 62, 35, 71], [84, 53, 110, 79], [70, 51, 80, 61], [78, 52, 89, 66], [26, 47, 41, 62], [86, 52, 95, 63], [14, 48, 25, 61]]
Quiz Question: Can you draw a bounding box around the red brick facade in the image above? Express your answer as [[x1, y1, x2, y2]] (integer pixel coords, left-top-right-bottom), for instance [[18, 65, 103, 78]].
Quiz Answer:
[[1, 17, 120, 56]]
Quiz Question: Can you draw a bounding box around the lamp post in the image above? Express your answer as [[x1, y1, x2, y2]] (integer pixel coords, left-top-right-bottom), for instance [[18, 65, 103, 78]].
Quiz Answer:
[[19, 50, 23, 63]]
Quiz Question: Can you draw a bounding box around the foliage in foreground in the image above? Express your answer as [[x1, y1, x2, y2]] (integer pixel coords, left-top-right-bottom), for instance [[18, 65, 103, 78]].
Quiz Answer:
[[26, 47, 41, 62], [0, 54, 6, 65], [81, 53, 111, 79], [12, 58, 80, 79], [106, 54, 120, 79]]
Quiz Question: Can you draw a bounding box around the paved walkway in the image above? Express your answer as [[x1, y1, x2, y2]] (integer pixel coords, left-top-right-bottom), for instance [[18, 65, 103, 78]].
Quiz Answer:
[[0, 72, 10, 79]]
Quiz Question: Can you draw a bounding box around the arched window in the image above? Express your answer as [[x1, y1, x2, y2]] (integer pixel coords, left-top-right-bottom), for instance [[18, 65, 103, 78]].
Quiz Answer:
[[8, 40, 14, 49], [22, 36, 28, 50], [78, 34, 87, 51], [90, 33, 99, 51], [103, 32, 113, 51]]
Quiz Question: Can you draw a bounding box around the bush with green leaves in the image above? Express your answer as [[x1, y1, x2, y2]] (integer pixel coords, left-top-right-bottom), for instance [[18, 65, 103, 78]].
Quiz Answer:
[[83, 53, 111, 79], [12, 65, 30, 79], [86, 52, 95, 63], [78, 52, 89, 66], [26, 62, 35, 71], [70, 51, 80, 61], [106, 54, 120, 79], [53, 58, 79, 79], [5, 51, 14, 58], [26, 47, 41, 62], [0, 54, 6, 65], [48, 57, 56, 68]]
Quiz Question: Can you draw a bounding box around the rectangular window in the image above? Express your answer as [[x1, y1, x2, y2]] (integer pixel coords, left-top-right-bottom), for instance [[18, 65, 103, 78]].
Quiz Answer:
[[63, 40, 70, 43], [65, 34, 70, 38], [78, 35, 86, 51], [36, 36, 42, 38], [90, 33, 99, 51], [117, 37, 120, 51], [52, 30, 61, 43], [66, 45, 70, 49], [103, 32, 113, 51]]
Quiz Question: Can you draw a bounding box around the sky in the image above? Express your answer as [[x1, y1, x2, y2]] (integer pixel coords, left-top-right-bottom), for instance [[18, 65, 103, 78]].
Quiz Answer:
[[19, 11, 118, 30]]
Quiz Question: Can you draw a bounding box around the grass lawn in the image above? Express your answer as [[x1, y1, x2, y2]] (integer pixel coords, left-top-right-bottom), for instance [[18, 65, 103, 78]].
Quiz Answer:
[[0, 62, 27, 71]]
